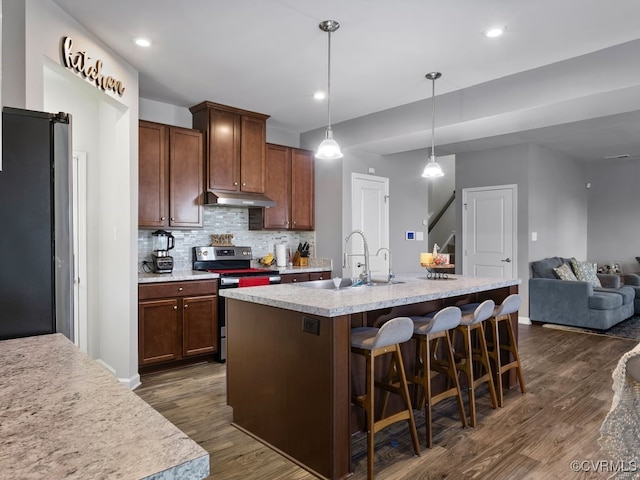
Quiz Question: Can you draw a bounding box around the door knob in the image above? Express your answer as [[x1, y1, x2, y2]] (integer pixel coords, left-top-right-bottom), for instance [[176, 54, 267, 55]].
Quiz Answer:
[[501, 258, 512, 263]]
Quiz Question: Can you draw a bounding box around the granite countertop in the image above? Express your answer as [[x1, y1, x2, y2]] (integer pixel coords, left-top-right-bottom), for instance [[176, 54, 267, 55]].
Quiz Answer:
[[138, 259, 332, 284], [139, 270, 219, 283], [0, 334, 209, 479], [219, 272, 521, 317]]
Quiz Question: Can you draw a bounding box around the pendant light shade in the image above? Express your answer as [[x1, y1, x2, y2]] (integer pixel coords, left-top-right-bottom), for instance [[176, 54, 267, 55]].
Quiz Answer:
[[316, 20, 343, 160], [422, 72, 444, 178]]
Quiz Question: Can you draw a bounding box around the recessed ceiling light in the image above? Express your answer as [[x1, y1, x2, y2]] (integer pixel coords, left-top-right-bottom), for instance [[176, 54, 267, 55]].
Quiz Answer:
[[485, 26, 506, 38], [313, 91, 326, 100], [134, 37, 152, 47]]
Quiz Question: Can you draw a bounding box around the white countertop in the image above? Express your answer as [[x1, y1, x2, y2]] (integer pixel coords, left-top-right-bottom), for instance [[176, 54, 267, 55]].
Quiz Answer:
[[219, 272, 521, 317], [0, 334, 209, 479]]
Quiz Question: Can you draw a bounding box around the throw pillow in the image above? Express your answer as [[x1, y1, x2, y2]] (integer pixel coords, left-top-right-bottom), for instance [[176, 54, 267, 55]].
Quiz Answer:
[[553, 263, 578, 281], [570, 258, 602, 287]]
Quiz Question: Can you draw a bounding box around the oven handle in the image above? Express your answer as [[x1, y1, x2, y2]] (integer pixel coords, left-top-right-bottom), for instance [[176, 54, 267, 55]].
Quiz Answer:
[[219, 275, 281, 287]]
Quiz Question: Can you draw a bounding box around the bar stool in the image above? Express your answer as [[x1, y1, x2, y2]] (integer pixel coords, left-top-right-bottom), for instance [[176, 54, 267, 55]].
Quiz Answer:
[[351, 316, 420, 480], [453, 299, 498, 427], [487, 294, 526, 407], [408, 306, 467, 448]]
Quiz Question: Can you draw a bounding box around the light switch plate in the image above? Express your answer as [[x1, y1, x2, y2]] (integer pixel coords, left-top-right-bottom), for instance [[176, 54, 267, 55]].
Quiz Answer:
[[416, 231, 424, 241]]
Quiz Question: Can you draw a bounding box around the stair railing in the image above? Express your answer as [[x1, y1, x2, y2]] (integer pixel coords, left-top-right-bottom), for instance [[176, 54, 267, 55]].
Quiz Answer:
[[428, 190, 455, 233]]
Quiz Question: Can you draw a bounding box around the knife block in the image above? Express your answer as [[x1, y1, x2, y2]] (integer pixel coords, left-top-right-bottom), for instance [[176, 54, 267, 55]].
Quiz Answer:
[[292, 252, 308, 266]]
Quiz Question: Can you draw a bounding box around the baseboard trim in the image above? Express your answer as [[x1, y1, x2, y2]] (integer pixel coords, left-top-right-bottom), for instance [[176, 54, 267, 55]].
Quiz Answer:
[[519, 316, 531, 325], [95, 359, 141, 390]]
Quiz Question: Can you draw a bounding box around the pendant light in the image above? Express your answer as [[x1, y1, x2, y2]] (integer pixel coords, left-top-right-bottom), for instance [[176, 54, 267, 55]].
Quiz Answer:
[[422, 72, 444, 178], [316, 20, 343, 160]]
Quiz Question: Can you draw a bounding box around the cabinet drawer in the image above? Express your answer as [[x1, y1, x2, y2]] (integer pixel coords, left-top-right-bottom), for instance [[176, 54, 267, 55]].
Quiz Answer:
[[309, 271, 331, 281], [139, 280, 218, 300], [280, 273, 310, 284]]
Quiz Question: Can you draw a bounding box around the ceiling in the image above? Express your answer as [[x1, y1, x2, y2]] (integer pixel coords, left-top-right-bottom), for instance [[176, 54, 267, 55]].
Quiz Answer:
[[52, 0, 640, 161]]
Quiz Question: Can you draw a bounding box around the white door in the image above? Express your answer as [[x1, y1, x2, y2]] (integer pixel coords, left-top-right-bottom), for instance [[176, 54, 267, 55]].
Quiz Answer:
[[462, 184, 517, 278], [350, 173, 389, 278], [72, 151, 88, 352]]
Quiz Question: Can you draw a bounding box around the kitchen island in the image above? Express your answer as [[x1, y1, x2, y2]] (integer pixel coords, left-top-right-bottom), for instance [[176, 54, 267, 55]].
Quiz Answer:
[[0, 334, 209, 479], [220, 273, 520, 480]]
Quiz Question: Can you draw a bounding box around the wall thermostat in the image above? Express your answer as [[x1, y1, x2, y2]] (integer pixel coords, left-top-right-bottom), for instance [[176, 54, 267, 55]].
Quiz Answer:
[[405, 231, 415, 240]]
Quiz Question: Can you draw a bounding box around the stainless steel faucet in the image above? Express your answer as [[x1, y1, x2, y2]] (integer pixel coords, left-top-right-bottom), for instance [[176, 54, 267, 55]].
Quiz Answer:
[[375, 247, 394, 283], [343, 229, 372, 285]]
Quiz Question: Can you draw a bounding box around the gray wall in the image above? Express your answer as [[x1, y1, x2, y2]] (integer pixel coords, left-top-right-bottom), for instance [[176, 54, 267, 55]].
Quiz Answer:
[[456, 143, 530, 314], [586, 158, 640, 274], [528, 144, 588, 262], [309, 143, 430, 276]]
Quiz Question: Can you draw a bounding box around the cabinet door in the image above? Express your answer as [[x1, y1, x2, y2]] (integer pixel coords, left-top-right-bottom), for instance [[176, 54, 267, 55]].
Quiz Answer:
[[291, 148, 315, 231], [139, 121, 168, 227], [139, 298, 180, 365], [169, 127, 203, 227], [240, 115, 266, 193], [263, 144, 291, 230], [182, 294, 218, 357], [208, 108, 240, 191]]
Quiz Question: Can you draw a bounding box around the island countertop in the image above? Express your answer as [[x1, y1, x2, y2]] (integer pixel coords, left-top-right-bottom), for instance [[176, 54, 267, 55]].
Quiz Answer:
[[0, 333, 209, 479], [219, 272, 521, 317]]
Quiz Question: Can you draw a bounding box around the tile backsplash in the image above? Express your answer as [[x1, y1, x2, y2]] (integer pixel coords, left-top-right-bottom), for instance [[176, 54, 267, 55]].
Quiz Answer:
[[138, 206, 315, 272]]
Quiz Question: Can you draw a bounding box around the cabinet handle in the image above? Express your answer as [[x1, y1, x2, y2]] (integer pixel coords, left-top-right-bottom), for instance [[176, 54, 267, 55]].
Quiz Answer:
[[173, 305, 177, 310], [234, 182, 238, 186], [242, 182, 246, 186], [170, 217, 175, 221], [184, 304, 188, 308], [292, 278, 297, 282], [319, 276, 324, 280], [161, 217, 165, 221], [178, 287, 183, 291]]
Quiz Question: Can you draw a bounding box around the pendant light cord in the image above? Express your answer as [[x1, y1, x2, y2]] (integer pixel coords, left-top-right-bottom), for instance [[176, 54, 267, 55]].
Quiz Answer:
[[431, 75, 436, 158], [326, 30, 332, 131]]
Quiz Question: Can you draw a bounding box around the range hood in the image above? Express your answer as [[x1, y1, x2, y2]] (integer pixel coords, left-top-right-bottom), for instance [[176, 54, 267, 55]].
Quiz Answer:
[[205, 189, 276, 208]]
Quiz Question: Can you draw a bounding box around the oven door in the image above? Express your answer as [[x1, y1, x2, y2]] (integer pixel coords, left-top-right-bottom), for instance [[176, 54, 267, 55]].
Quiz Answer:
[[216, 274, 281, 362]]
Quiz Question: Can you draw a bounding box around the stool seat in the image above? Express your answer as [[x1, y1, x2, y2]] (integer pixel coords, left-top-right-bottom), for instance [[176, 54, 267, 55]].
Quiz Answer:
[[352, 316, 414, 349], [351, 317, 419, 479]]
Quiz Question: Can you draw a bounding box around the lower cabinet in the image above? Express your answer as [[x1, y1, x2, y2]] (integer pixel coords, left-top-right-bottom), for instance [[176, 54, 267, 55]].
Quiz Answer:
[[138, 280, 218, 368], [279, 271, 331, 284]]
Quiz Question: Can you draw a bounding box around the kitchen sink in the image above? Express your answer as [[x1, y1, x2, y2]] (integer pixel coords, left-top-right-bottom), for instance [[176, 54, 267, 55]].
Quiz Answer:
[[297, 278, 404, 290]]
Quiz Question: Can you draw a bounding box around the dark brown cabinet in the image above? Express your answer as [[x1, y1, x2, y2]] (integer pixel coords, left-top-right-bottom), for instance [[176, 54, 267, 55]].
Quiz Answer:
[[139, 120, 203, 228], [279, 271, 331, 284], [190, 101, 269, 194], [249, 144, 315, 231], [138, 280, 217, 368]]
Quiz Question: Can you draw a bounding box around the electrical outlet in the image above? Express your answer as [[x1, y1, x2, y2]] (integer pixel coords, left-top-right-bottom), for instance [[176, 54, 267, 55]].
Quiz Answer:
[[302, 316, 320, 335]]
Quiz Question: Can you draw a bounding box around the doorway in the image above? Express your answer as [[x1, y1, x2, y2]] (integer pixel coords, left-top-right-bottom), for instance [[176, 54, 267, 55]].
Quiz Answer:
[[350, 173, 389, 278], [462, 184, 517, 278]]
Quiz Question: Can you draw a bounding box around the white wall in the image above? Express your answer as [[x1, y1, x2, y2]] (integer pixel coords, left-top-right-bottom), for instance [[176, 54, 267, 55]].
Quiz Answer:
[[4, 0, 140, 387]]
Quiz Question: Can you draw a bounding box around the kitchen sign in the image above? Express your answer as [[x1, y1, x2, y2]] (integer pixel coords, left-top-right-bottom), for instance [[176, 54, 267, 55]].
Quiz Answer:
[[61, 36, 125, 96]]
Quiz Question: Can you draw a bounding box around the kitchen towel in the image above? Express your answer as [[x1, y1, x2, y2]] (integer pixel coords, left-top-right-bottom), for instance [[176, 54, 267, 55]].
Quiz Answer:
[[238, 276, 271, 287], [275, 244, 287, 267]]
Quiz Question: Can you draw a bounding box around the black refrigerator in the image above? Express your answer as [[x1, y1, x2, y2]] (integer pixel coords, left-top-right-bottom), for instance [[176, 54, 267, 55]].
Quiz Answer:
[[0, 107, 73, 340]]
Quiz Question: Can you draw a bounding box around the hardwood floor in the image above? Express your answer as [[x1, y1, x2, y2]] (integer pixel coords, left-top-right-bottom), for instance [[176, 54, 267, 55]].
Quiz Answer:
[[135, 324, 637, 479]]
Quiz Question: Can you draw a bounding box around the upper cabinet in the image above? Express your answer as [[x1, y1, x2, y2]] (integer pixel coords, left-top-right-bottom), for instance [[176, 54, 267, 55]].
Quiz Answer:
[[190, 101, 269, 194], [249, 144, 315, 231], [139, 120, 203, 229]]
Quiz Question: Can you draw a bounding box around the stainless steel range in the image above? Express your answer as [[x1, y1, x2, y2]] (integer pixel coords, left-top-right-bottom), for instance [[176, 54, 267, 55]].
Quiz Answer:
[[192, 246, 280, 361]]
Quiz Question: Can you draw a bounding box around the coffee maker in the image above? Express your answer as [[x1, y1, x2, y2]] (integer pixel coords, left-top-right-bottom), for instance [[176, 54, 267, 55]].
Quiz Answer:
[[151, 230, 175, 273]]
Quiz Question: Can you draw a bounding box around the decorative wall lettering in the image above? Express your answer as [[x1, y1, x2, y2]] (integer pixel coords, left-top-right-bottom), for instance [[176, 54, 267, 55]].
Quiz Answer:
[[61, 36, 125, 96]]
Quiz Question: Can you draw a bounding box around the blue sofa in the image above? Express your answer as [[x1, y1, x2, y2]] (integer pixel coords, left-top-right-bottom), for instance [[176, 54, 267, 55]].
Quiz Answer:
[[529, 257, 635, 330]]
